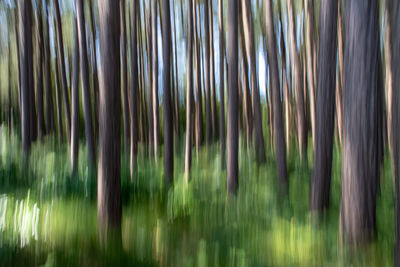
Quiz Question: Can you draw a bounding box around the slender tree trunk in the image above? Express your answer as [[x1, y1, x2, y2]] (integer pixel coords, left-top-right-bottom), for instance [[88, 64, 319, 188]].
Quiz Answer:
[[121, 0, 130, 155], [388, 0, 400, 263], [97, 0, 122, 245], [288, 0, 307, 161], [44, 0, 55, 135], [227, 0, 238, 195], [152, 0, 160, 161], [204, 0, 212, 146], [89, 0, 99, 140], [194, 0, 204, 152], [336, 0, 344, 147], [54, 0, 71, 143], [238, 24, 252, 154], [54, 34, 63, 143], [185, 0, 194, 180], [36, 2, 45, 140], [265, 0, 288, 197], [305, 0, 316, 148], [340, 0, 380, 244], [130, 0, 138, 178], [241, 0, 266, 163], [209, 0, 218, 141], [172, 0, 180, 139], [146, 4, 154, 158], [309, 0, 338, 213], [76, 0, 96, 169], [219, 0, 225, 167], [18, 0, 33, 156], [163, 0, 174, 183], [385, 0, 393, 158], [71, 14, 80, 175]]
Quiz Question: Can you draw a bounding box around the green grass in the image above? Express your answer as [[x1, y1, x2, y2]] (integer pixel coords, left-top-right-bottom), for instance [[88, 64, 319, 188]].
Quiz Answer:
[[0, 125, 394, 266]]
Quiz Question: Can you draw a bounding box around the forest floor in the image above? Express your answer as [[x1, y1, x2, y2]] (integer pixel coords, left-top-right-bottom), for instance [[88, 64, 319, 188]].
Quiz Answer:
[[0, 125, 394, 266]]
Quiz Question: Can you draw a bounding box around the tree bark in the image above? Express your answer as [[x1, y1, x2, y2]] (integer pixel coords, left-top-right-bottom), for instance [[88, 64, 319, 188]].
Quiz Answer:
[[35, 2, 45, 140], [76, 0, 96, 169], [184, 0, 194, 180], [309, 0, 338, 213], [163, 0, 174, 183], [227, 0, 238, 195], [288, 0, 307, 161], [89, 0, 99, 140], [130, 0, 138, 178], [97, 0, 122, 245], [44, 0, 55, 135], [71, 13, 80, 176], [121, 0, 130, 155], [152, 0, 160, 161], [172, 0, 180, 139], [18, 0, 33, 156], [388, 0, 400, 263], [336, 0, 344, 147], [146, 3, 154, 158], [241, 0, 266, 163], [219, 0, 225, 167], [54, 31, 63, 143], [265, 0, 288, 197], [340, 0, 380, 244], [54, 0, 71, 143], [209, 0, 218, 141], [204, 0, 212, 146]]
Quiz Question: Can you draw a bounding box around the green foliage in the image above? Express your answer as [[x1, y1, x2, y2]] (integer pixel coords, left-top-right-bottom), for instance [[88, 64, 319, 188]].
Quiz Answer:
[[0, 125, 394, 266]]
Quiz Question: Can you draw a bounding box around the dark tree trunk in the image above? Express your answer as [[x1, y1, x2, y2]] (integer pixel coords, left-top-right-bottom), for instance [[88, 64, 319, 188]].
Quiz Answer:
[[71, 13, 80, 175], [130, 0, 138, 178], [241, 0, 266, 163], [340, 0, 380, 244], [388, 0, 400, 263], [44, 0, 55, 135], [227, 0, 238, 195], [36, 1, 45, 139], [163, 0, 174, 183], [89, 0, 99, 140], [146, 4, 154, 158], [309, 0, 338, 212], [265, 0, 288, 197], [152, 0, 160, 161], [54, 0, 71, 143], [121, 0, 130, 155], [172, 0, 180, 139], [54, 34, 63, 143], [97, 0, 122, 245], [18, 0, 33, 155], [194, 0, 204, 153], [204, 0, 212, 146], [219, 0, 225, 167], [76, 0, 96, 169], [184, 0, 194, 180], [209, 0, 218, 141], [288, 0, 307, 161]]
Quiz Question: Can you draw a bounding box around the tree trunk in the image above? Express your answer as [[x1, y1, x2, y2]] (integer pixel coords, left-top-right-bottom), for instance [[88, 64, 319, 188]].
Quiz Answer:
[[309, 0, 338, 213], [209, 0, 218, 141], [130, 0, 138, 178], [172, 0, 180, 139], [97, 0, 122, 245], [76, 0, 96, 169], [194, 0, 204, 153], [121, 0, 130, 155], [71, 13, 80, 176], [305, 0, 316, 148], [184, 0, 194, 180], [385, 0, 394, 158], [204, 0, 212, 146], [388, 0, 400, 263], [288, 0, 307, 161], [89, 0, 99, 140], [152, 0, 160, 161], [54, 24, 63, 143], [54, 0, 71, 143], [219, 0, 225, 167], [44, 0, 55, 135], [163, 0, 174, 183], [340, 0, 380, 244], [336, 0, 344, 147], [18, 0, 33, 156], [265, 0, 288, 197], [227, 0, 238, 195], [36, 2, 45, 140], [146, 4, 154, 158], [241, 0, 266, 163]]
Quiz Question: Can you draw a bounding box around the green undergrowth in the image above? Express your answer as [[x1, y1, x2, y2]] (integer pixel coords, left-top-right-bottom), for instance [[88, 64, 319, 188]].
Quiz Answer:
[[0, 125, 394, 266]]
